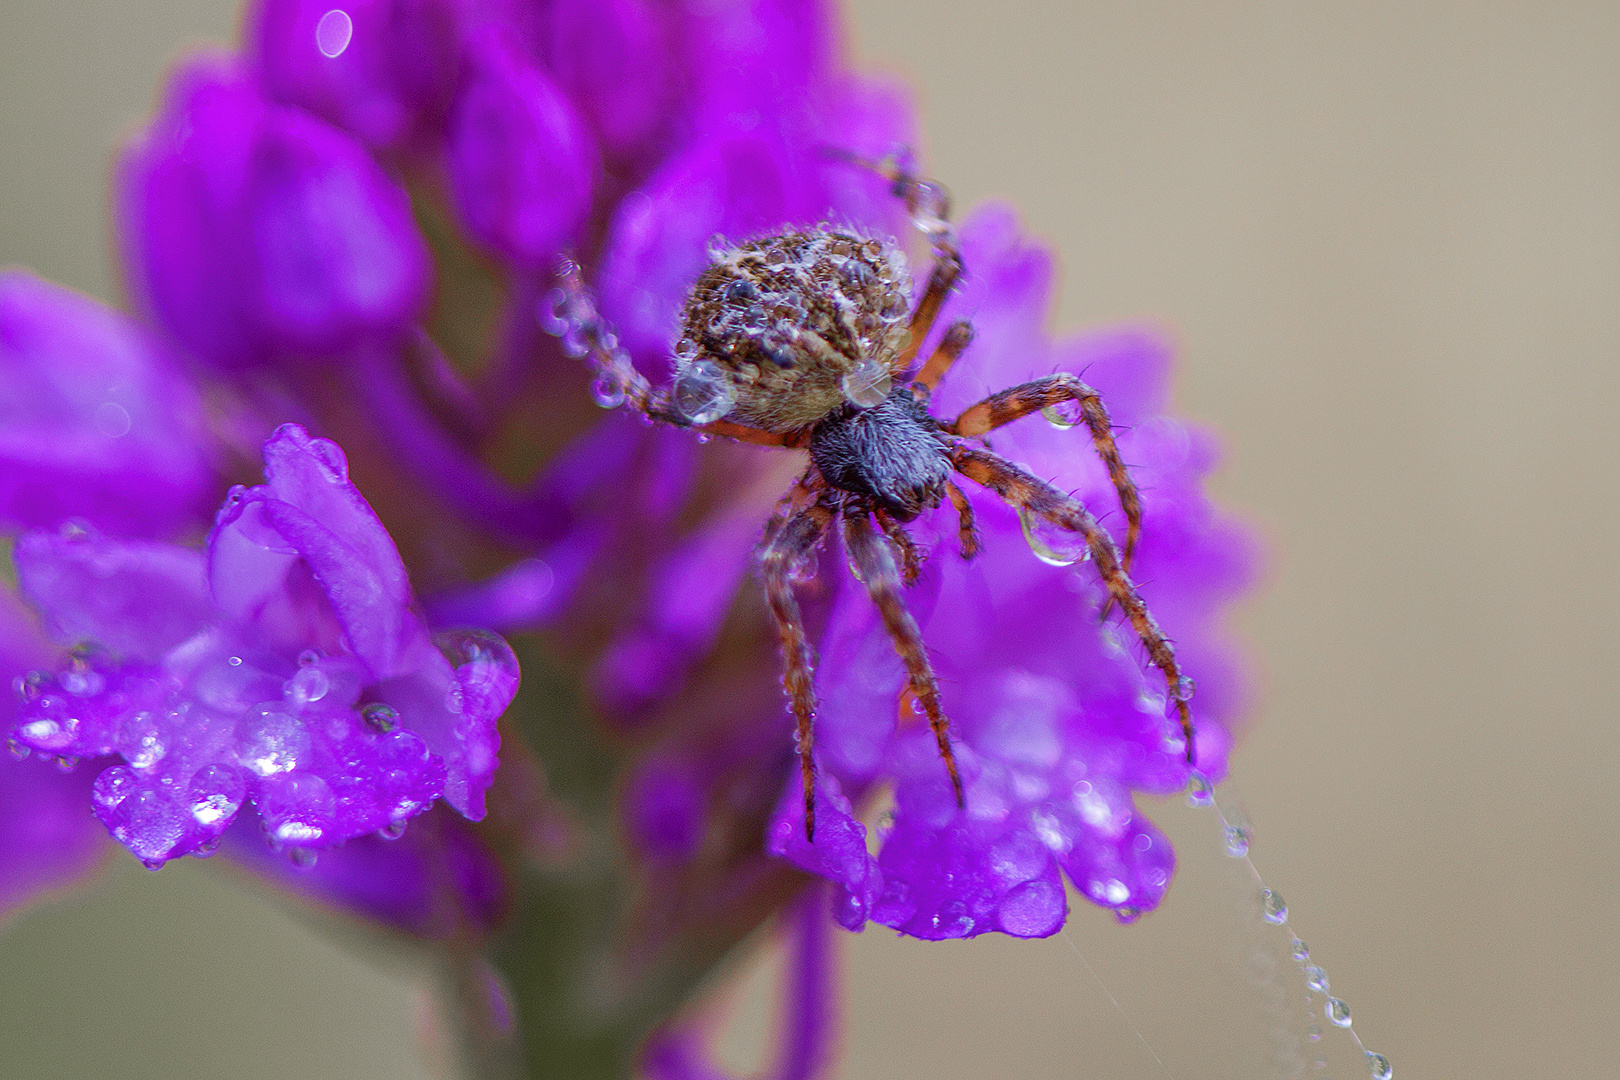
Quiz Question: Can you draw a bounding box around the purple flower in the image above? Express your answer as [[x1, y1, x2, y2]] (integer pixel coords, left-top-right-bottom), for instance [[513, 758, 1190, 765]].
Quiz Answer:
[[0, 271, 216, 538], [8, 424, 516, 867], [119, 58, 432, 367], [765, 204, 1259, 937]]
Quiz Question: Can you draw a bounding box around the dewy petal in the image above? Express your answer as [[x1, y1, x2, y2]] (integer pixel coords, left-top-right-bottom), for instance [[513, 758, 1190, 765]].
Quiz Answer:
[[0, 272, 216, 538], [13, 531, 212, 663], [252, 0, 460, 152], [9, 428, 516, 867], [447, 27, 597, 266], [766, 772, 881, 932], [119, 57, 430, 366]]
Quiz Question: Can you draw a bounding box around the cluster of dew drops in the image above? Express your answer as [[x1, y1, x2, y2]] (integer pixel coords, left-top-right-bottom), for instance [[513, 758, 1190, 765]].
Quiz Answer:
[[1187, 772, 1393, 1080]]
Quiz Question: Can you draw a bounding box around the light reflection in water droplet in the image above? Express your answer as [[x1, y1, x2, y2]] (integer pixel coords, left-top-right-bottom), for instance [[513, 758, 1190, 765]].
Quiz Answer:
[[316, 9, 354, 58]]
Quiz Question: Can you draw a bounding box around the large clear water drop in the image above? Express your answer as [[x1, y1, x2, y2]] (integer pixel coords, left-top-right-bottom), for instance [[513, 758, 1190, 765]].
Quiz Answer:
[[673, 360, 737, 424], [1017, 506, 1090, 566]]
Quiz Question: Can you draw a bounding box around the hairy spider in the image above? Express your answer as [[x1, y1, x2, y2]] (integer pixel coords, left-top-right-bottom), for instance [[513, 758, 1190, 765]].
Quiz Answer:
[[544, 156, 1194, 840]]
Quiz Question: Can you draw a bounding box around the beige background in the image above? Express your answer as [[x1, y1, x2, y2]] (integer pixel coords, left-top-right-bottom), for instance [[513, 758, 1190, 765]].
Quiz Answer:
[[2, 1, 1617, 1078]]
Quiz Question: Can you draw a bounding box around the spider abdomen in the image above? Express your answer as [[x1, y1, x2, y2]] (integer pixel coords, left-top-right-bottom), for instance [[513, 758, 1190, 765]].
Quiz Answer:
[[672, 227, 915, 432], [808, 389, 950, 520]]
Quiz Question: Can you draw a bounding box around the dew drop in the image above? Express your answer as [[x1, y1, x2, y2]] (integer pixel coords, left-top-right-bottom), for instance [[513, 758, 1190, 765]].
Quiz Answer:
[[380, 818, 409, 841], [1186, 771, 1214, 807], [188, 764, 245, 826], [285, 664, 329, 706], [1223, 823, 1252, 858], [362, 701, 399, 733], [1017, 506, 1090, 566], [590, 377, 626, 409], [1260, 888, 1289, 924], [840, 356, 892, 408], [1305, 964, 1330, 993], [1292, 939, 1311, 963], [288, 846, 319, 868], [1366, 1051, 1392, 1079], [1041, 399, 1083, 429], [235, 705, 309, 776], [315, 9, 353, 58], [93, 765, 139, 811], [140, 857, 166, 871], [672, 359, 736, 424], [1325, 997, 1352, 1028], [705, 233, 729, 260], [1307, 1024, 1322, 1043]]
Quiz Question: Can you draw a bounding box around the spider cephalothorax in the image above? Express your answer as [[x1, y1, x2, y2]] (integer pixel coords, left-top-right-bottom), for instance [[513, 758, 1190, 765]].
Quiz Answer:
[[546, 157, 1192, 839]]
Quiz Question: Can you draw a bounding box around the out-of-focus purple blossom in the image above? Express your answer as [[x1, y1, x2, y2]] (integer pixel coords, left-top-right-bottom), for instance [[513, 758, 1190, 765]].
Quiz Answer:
[[7, 425, 516, 868], [252, 0, 461, 153], [0, 271, 216, 538], [0, 583, 105, 920], [119, 58, 431, 367], [447, 27, 598, 266], [538, 0, 675, 161], [766, 204, 1259, 938]]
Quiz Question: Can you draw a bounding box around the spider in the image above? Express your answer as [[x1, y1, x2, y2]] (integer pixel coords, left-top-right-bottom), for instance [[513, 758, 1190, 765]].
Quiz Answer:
[[544, 156, 1195, 840]]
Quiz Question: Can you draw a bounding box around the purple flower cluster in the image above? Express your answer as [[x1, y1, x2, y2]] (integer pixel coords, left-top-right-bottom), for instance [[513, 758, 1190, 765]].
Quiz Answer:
[[0, 0, 1259, 1073]]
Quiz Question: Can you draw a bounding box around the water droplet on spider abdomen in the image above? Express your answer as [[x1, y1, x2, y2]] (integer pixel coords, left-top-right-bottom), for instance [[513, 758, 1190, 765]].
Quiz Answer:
[[673, 360, 736, 424], [1016, 506, 1091, 566], [840, 356, 892, 408]]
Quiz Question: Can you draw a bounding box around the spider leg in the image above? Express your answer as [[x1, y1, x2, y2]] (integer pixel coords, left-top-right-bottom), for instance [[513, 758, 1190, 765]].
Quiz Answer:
[[911, 320, 974, 396], [873, 508, 923, 586], [947, 373, 1144, 574], [830, 151, 965, 374], [759, 497, 836, 840], [946, 441, 1197, 765], [944, 481, 982, 560], [544, 258, 799, 448], [842, 509, 966, 811]]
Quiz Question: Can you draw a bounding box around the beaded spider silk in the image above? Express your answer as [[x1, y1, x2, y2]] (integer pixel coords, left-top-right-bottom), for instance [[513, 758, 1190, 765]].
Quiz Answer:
[[545, 157, 1195, 839]]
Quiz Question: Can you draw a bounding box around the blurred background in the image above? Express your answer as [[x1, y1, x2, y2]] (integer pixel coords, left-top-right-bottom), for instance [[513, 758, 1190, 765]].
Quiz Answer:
[[1, 1, 1616, 1077]]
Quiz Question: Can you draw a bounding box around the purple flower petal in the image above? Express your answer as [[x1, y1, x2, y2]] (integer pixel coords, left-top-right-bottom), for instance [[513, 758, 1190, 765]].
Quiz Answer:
[[120, 58, 431, 366], [447, 27, 597, 266], [0, 272, 216, 538], [13, 530, 211, 662]]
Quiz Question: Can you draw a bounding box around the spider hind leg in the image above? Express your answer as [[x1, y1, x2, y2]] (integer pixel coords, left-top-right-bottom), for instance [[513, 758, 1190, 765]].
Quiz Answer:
[[842, 509, 966, 810], [947, 441, 1196, 764], [759, 495, 836, 840]]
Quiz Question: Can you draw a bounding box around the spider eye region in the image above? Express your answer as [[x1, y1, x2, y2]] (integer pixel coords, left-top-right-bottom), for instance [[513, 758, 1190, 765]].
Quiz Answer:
[[674, 226, 915, 432], [809, 391, 950, 520]]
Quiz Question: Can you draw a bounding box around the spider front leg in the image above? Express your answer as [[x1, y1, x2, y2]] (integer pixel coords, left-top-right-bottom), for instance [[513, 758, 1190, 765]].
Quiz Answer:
[[948, 373, 1144, 572], [947, 442, 1197, 764], [759, 498, 836, 840], [842, 509, 966, 811], [543, 258, 801, 448]]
